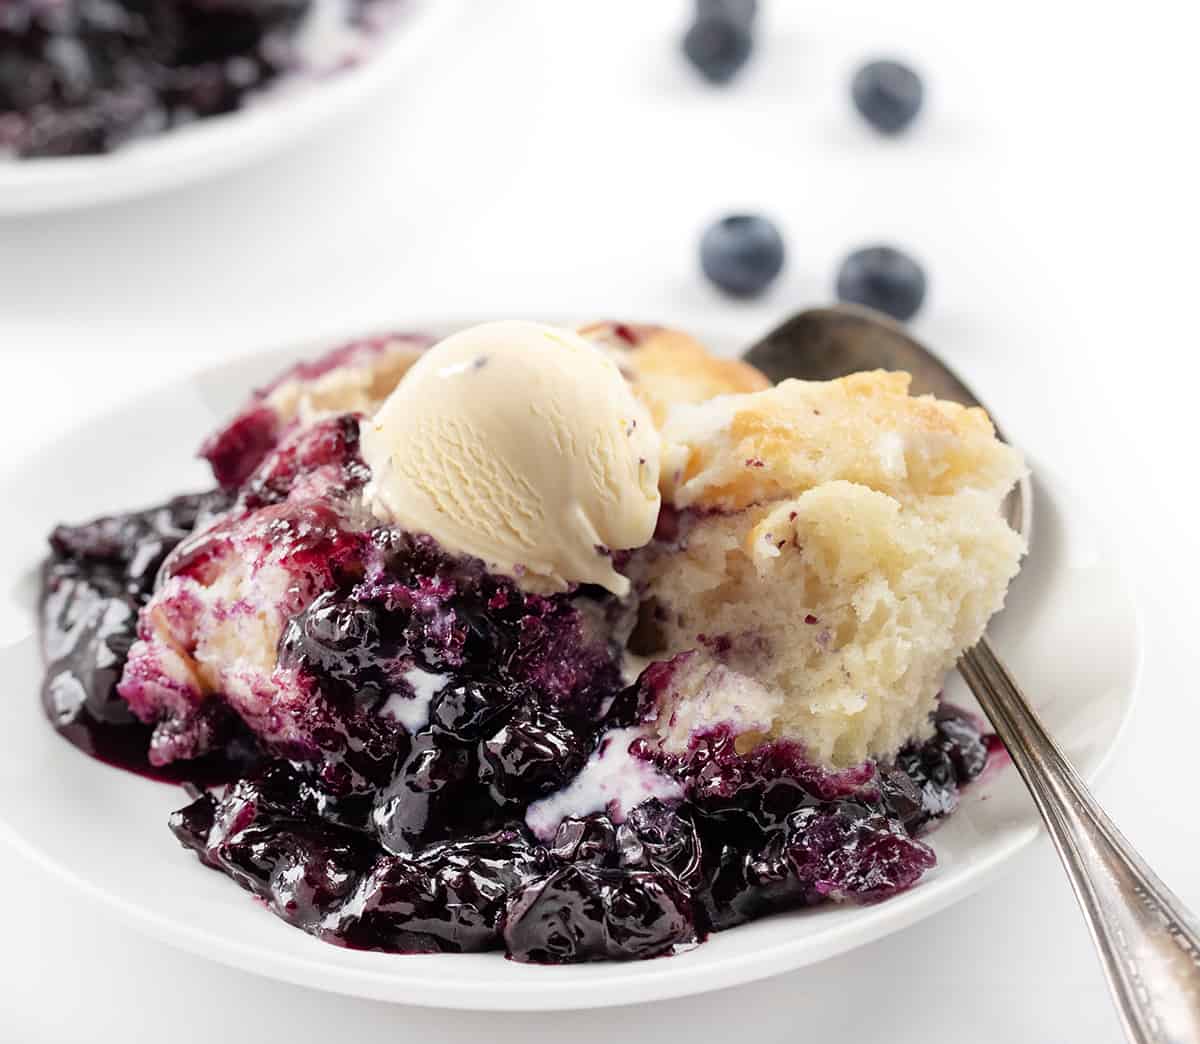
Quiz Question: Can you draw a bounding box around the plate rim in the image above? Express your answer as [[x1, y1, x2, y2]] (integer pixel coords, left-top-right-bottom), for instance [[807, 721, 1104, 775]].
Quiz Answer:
[[0, 325, 1145, 1010]]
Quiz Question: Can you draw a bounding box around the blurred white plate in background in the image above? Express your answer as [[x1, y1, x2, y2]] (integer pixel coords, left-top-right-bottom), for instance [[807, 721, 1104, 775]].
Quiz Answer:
[[0, 323, 1141, 1010], [0, 0, 457, 216]]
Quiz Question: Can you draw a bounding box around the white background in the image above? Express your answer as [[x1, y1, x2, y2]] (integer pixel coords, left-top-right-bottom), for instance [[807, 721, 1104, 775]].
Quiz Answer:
[[1, 1, 1198, 1040]]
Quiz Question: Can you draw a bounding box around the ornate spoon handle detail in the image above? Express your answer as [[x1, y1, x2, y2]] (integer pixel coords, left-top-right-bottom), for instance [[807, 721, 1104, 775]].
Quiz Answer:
[[960, 637, 1200, 1044]]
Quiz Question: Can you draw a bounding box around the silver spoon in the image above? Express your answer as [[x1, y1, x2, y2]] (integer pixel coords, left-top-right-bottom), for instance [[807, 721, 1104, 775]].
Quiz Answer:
[[743, 304, 1200, 1044]]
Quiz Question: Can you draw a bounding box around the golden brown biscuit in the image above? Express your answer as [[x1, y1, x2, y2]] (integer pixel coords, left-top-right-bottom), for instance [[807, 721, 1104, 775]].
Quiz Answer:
[[579, 321, 770, 427], [659, 370, 1021, 511]]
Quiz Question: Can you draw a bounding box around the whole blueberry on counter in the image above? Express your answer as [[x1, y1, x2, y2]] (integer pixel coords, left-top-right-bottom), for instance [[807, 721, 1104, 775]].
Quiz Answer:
[[851, 59, 924, 135], [700, 215, 785, 297], [682, 9, 754, 84], [836, 245, 927, 320], [696, 0, 758, 24]]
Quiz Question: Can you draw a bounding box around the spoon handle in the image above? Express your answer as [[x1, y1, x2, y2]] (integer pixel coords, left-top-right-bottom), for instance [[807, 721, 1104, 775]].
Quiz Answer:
[[959, 638, 1200, 1044]]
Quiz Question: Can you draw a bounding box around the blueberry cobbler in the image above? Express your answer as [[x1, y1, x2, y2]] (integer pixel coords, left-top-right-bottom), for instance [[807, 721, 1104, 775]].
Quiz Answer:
[[39, 320, 1025, 963], [0, 0, 399, 158]]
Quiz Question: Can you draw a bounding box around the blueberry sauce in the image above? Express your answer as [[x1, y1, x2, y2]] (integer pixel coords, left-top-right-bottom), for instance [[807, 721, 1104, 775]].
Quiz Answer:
[[38, 410, 998, 964], [39, 488, 260, 784]]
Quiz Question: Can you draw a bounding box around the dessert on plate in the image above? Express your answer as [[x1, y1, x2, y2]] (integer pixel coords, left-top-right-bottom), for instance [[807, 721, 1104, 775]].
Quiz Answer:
[[39, 319, 1025, 963], [0, 0, 400, 158]]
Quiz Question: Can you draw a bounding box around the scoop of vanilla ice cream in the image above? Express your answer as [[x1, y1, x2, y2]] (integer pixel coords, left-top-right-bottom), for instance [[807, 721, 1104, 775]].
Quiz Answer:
[[361, 320, 661, 596]]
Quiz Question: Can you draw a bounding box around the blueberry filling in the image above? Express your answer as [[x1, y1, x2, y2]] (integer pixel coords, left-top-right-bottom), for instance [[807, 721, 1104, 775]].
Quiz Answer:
[[39, 477, 998, 963], [39, 489, 261, 784], [0, 0, 387, 158]]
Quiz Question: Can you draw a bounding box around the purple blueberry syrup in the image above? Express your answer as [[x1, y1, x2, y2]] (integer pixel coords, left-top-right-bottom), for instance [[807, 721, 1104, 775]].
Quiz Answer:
[[37, 401, 1000, 963], [40, 487, 261, 784]]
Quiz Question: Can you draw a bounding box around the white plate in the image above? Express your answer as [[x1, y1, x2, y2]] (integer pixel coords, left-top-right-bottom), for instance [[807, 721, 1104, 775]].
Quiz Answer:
[[0, 0, 457, 215], [0, 325, 1141, 1011]]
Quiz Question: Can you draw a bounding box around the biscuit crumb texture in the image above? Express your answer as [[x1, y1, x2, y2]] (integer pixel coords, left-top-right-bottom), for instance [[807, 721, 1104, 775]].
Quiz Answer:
[[636, 369, 1026, 768]]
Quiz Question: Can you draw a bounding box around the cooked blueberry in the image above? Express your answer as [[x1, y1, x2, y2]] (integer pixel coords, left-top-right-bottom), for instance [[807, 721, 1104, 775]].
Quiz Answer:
[[932, 703, 990, 781], [694, 776, 816, 844], [169, 762, 375, 929], [41, 569, 138, 725], [237, 413, 367, 511], [889, 707, 994, 832], [362, 529, 623, 715], [0, 0, 376, 157], [603, 679, 654, 729], [0, 48, 55, 110], [700, 215, 785, 298], [625, 801, 705, 888], [372, 731, 474, 854], [836, 245, 927, 320], [335, 829, 551, 953], [895, 744, 958, 825], [502, 865, 695, 963], [278, 591, 394, 709], [696, 833, 800, 930], [49, 489, 231, 598], [878, 766, 926, 831], [430, 679, 521, 741], [682, 13, 753, 85], [266, 833, 370, 929], [785, 802, 935, 901], [551, 815, 620, 866], [478, 703, 591, 804], [200, 406, 281, 490], [168, 791, 218, 850], [851, 59, 924, 135]]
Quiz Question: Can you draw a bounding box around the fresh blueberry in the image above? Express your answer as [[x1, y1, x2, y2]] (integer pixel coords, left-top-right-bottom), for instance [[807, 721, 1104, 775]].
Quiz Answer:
[[700, 215, 785, 297], [835, 245, 927, 320], [682, 14, 753, 85], [695, 0, 757, 25], [851, 59, 924, 135]]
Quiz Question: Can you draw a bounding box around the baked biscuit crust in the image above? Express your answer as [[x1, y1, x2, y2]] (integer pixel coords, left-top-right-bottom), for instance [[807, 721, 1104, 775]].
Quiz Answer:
[[579, 321, 770, 427]]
